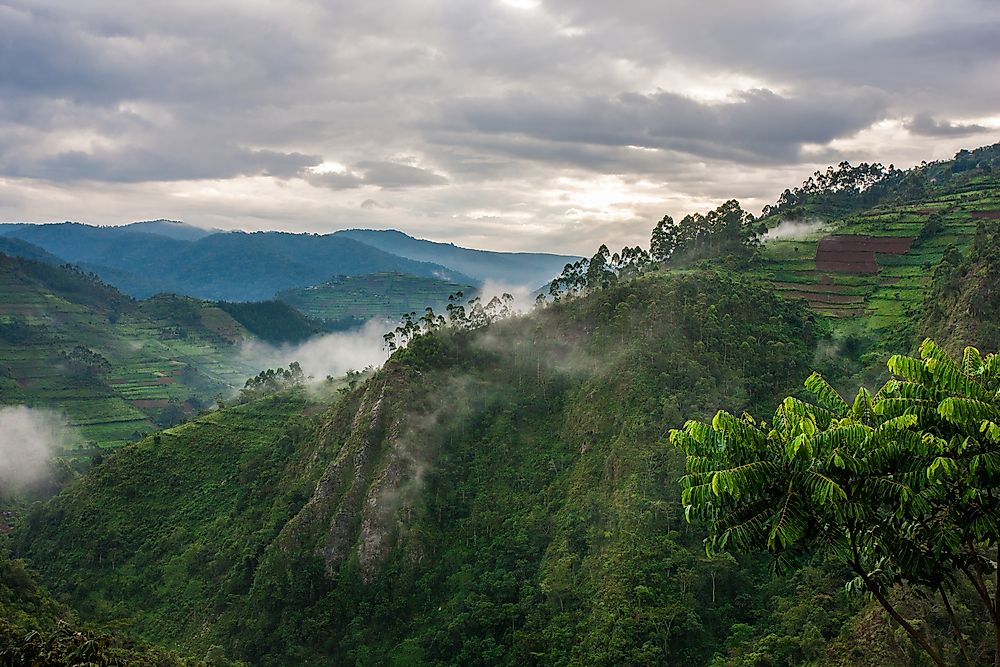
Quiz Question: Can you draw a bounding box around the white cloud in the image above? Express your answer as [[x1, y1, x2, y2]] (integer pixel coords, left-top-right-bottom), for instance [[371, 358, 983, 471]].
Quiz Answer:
[[0, 405, 75, 492]]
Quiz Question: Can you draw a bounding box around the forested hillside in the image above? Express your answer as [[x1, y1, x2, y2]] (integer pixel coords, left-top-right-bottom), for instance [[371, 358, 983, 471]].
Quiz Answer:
[[16, 273, 821, 665], [278, 272, 476, 330]]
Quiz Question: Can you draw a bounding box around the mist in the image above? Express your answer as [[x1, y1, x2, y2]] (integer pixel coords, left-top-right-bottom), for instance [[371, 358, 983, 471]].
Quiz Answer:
[[475, 280, 541, 313], [239, 319, 390, 383], [761, 219, 826, 242], [0, 405, 74, 493]]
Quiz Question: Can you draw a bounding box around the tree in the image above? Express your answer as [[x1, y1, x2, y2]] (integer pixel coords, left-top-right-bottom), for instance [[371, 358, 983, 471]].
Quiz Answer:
[[671, 338, 1000, 666], [650, 215, 677, 263]]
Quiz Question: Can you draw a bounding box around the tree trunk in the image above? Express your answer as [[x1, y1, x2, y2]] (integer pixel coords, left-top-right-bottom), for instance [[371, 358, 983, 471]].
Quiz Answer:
[[857, 570, 947, 667], [938, 582, 973, 666]]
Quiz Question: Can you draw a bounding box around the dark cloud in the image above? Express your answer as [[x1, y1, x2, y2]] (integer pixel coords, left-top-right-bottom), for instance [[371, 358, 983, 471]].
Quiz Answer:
[[356, 161, 449, 188], [905, 114, 989, 137], [7, 143, 320, 183], [447, 88, 886, 164]]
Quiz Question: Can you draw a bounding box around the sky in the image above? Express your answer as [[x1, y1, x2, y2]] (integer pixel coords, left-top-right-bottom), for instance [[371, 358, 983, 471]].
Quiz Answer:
[[1, 0, 998, 255]]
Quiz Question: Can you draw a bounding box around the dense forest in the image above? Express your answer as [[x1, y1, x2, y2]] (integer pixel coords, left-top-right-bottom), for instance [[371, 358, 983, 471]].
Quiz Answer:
[[2, 144, 1000, 665]]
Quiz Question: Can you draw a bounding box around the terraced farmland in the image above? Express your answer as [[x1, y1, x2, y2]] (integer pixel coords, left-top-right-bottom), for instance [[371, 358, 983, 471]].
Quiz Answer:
[[0, 256, 262, 457], [755, 174, 999, 331]]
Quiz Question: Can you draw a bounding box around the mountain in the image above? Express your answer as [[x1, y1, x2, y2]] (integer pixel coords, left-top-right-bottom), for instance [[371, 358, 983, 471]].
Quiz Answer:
[[277, 271, 475, 329], [119, 219, 220, 241], [334, 228, 580, 287], [0, 236, 66, 265], [0, 224, 473, 301]]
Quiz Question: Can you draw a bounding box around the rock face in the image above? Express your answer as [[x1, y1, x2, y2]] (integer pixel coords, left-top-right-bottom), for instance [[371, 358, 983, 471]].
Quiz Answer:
[[268, 365, 433, 584], [815, 235, 914, 274]]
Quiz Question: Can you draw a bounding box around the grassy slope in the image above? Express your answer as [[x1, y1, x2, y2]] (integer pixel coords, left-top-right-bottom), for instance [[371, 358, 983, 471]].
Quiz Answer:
[[16, 272, 822, 665], [15, 392, 323, 647], [277, 271, 475, 329]]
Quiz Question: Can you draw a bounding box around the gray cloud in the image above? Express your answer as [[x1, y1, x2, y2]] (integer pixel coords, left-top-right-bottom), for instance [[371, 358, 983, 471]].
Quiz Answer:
[[17, 146, 321, 183], [305, 161, 447, 191], [905, 114, 989, 137], [0, 0, 996, 253], [446, 88, 887, 163], [355, 161, 449, 189]]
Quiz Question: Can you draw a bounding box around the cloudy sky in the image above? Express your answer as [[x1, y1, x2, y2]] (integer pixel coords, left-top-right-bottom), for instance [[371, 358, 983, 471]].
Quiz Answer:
[[1, 0, 998, 254]]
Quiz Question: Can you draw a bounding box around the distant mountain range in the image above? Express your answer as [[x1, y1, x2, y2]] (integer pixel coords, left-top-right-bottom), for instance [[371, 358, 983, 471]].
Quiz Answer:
[[333, 228, 578, 287], [0, 222, 578, 302]]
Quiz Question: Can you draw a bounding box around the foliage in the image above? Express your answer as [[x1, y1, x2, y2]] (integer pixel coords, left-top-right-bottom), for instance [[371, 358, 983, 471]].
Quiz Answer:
[[673, 338, 1000, 666], [761, 161, 902, 218], [14, 392, 317, 658], [0, 551, 222, 666], [547, 244, 650, 299], [238, 362, 305, 403], [923, 221, 1000, 353], [382, 292, 515, 351]]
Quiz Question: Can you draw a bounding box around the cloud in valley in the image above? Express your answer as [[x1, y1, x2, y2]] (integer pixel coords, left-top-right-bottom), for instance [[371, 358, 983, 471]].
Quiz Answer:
[[0, 405, 74, 493], [239, 319, 390, 385]]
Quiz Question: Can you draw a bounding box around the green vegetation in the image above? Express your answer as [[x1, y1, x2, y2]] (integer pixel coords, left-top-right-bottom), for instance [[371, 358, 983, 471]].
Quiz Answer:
[[922, 221, 1000, 353], [650, 199, 763, 264], [674, 339, 1000, 666], [15, 392, 319, 653], [216, 300, 321, 343], [278, 272, 476, 330], [0, 548, 227, 665], [745, 144, 1000, 390]]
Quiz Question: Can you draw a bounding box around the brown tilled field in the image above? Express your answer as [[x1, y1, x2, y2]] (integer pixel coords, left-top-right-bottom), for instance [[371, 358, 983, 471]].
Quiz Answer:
[[815, 235, 914, 274]]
